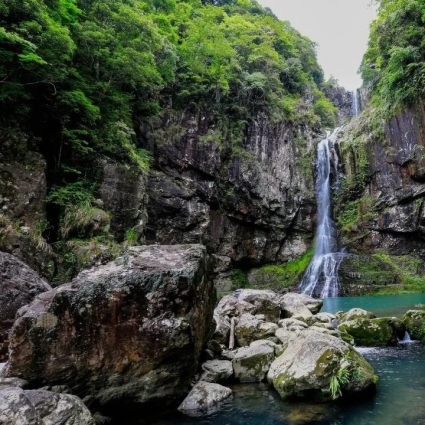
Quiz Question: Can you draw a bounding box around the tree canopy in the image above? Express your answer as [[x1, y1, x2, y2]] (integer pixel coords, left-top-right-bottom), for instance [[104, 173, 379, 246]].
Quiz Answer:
[[1, 0, 335, 204]]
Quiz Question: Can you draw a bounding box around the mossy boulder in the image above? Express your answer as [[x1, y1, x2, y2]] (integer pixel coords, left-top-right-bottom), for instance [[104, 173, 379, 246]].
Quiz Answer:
[[339, 308, 376, 324], [233, 344, 275, 383], [267, 329, 377, 401], [402, 310, 425, 340], [234, 314, 278, 347], [338, 317, 399, 347]]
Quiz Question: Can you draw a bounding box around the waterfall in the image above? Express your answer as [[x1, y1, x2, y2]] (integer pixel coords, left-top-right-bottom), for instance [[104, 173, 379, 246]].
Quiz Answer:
[[398, 331, 412, 344], [352, 90, 359, 117], [299, 128, 344, 298]]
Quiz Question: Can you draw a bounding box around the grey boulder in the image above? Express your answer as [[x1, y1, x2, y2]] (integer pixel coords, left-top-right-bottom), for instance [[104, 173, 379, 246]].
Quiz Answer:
[[0, 387, 95, 424], [233, 343, 275, 382], [178, 382, 232, 416], [200, 360, 233, 383]]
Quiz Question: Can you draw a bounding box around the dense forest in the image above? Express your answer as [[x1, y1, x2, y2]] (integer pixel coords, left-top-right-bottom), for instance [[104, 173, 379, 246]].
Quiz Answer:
[[362, 0, 425, 113], [0, 0, 336, 244]]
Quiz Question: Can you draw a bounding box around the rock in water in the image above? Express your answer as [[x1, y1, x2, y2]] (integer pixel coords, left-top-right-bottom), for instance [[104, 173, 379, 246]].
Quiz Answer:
[[267, 330, 377, 401], [0, 387, 95, 425], [339, 317, 402, 347], [339, 308, 376, 324], [178, 382, 232, 416], [2, 245, 215, 413], [402, 310, 425, 340], [0, 252, 51, 361]]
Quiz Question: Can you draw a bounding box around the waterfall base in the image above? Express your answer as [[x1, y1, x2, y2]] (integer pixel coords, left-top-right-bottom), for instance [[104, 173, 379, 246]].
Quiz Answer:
[[299, 252, 346, 298]]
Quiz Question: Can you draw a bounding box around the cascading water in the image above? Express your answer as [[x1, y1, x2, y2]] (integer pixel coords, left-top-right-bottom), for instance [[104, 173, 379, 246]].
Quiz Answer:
[[299, 128, 345, 298], [352, 90, 359, 117]]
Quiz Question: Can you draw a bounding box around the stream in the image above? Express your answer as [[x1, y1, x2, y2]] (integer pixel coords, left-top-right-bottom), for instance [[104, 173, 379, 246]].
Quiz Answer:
[[138, 293, 425, 425]]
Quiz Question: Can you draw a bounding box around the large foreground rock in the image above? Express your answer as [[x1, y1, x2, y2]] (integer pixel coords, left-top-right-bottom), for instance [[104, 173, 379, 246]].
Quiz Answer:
[[267, 330, 377, 401], [0, 387, 94, 424], [2, 245, 215, 413], [178, 382, 232, 416], [0, 252, 51, 361]]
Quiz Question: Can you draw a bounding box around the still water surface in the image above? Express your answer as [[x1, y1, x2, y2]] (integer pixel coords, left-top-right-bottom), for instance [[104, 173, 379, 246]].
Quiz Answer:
[[136, 294, 425, 425]]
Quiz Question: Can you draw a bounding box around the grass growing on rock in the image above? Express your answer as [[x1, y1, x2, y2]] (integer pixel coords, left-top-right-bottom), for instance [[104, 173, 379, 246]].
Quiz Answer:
[[251, 248, 314, 292], [369, 254, 425, 294]]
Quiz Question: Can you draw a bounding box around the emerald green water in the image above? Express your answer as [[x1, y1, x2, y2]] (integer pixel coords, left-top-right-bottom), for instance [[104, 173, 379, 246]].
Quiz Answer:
[[322, 293, 425, 317], [133, 294, 425, 425]]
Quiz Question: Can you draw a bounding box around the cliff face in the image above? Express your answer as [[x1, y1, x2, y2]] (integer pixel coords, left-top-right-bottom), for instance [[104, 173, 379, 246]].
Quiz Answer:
[[322, 86, 354, 125], [0, 112, 321, 292], [335, 104, 425, 293], [143, 112, 319, 292]]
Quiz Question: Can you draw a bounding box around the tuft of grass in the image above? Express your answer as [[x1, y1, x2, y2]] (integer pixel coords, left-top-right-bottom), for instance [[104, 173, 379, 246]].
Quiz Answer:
[[231, 268, 250, 290], [123, 228, 139, 249], [61, 205, 110, 238]]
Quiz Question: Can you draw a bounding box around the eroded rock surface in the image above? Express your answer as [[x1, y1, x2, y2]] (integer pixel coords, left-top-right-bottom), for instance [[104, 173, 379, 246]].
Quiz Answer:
[[0, 252, 51, 361], [2, 245, 215, 413], [0, 387, 95, 425]]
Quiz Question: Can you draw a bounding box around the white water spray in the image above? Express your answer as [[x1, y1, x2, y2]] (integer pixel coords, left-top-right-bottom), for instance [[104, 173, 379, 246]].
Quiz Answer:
[[398, 331, 413, 344], [352, 90, 360, 117], [299, 128, 344, 298]]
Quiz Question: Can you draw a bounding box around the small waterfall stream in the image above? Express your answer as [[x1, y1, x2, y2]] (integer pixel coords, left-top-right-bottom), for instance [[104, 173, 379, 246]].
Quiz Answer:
[[352, 90, 359, 117], [299, 128, 344, 298]]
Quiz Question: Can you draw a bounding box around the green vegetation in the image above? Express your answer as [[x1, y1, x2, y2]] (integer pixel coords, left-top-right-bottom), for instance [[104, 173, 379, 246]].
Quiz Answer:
[[0, 0, 337, 256], [361, 0, 425, 115], [231, 268, 250, 290], [372, 254, 425, 293], [251, 248, 313, 292], [329, 353, 363, 400]]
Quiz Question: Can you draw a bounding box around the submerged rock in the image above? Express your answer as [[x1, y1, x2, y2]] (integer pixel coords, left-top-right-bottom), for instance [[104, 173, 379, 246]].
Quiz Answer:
[[0, 387, 95, 425], [233, 344, 275, 383], [267, 330, 377, 401], [0, 252, 51, 361], [178, 382, 232, 416], [2, 245, 215, 413]]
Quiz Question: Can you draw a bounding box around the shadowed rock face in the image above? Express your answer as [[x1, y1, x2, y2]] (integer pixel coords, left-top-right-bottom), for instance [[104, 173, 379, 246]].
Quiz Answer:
[[340, 105, 425, 256], [0, 252, 51, 362], [2, 245, 215, 414], [100, 162, 148, 242], [143, 112, 319, 292]]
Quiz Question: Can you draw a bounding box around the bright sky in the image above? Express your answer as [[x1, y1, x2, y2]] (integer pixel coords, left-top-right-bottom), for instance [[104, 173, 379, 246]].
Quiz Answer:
[[257, 0, 377, 90]]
